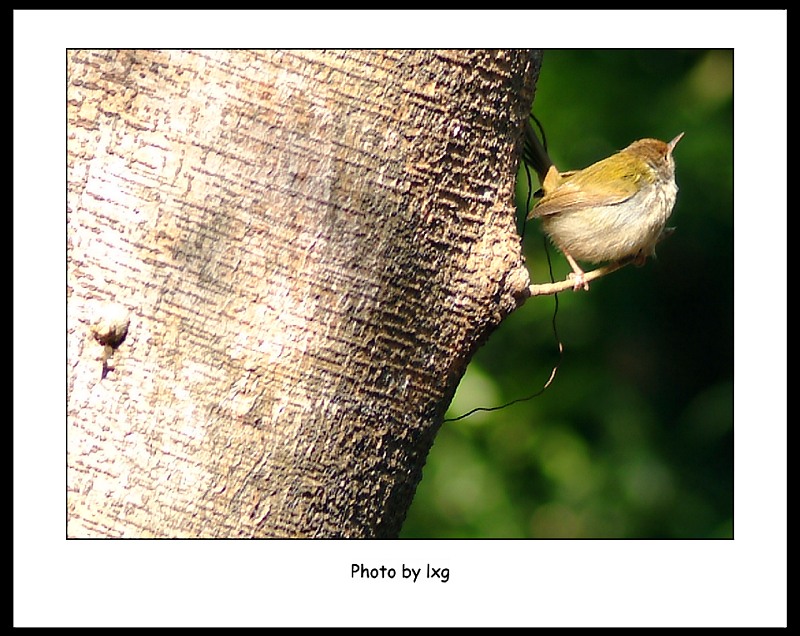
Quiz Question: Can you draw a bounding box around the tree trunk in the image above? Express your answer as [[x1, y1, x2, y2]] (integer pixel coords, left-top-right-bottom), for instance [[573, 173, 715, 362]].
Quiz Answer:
[[67, 49, 540, 538]]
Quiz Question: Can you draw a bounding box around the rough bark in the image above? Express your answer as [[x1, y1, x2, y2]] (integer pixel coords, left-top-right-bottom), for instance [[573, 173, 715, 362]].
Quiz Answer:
[[67, 49, 540, 538]]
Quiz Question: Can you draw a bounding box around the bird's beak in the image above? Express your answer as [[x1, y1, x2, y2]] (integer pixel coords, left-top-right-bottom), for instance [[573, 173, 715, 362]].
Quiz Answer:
[[669, 132, 685, 151]]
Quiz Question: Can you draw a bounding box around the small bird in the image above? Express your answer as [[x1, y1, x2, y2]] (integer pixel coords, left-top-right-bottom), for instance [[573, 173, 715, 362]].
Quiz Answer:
[[524, 120, 683, 290]]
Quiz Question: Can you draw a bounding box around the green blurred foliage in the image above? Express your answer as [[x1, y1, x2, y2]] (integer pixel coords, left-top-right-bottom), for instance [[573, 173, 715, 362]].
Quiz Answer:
[[402, 50, 733, 538]]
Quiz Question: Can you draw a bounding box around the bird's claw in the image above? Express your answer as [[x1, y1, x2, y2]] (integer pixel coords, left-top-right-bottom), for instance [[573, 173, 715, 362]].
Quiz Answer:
[[568, 271, 589, 292]]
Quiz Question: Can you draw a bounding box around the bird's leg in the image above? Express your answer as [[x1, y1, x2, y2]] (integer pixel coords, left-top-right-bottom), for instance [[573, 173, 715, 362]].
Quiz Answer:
[[562, 250, 589, 291]]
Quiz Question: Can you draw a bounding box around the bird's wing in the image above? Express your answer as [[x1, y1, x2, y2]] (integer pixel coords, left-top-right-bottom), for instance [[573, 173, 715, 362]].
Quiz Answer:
[[529, 160, 643, 219]]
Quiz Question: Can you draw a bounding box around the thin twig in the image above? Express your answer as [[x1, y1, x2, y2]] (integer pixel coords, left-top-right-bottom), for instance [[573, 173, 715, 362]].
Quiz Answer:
[[527, 258, 635, 297]]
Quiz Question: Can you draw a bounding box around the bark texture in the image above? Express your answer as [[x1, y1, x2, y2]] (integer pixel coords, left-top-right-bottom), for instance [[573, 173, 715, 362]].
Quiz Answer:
[[67, 49, 540, 537]]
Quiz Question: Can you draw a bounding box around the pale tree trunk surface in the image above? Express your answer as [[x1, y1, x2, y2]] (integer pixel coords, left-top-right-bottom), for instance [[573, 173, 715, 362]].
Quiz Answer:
[[67, 49, 540, 538]]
